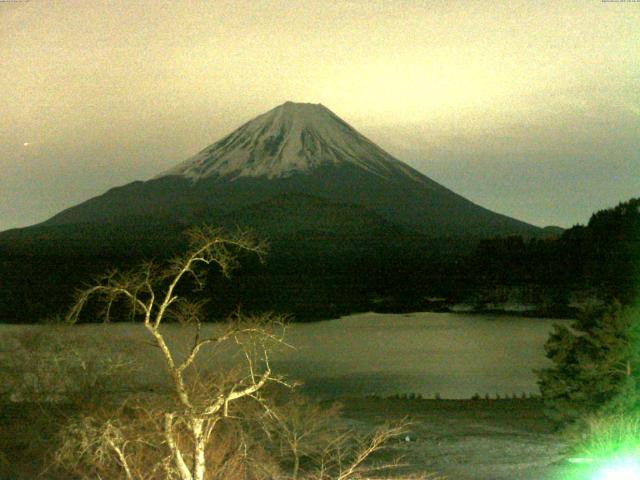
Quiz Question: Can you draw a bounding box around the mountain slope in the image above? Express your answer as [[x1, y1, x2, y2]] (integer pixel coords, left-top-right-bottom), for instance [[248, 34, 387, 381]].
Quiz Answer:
[[37, 101, 541, 237]]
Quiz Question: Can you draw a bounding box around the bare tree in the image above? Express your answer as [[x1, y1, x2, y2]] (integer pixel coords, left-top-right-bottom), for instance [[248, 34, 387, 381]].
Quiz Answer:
[[52, 226, 433, 480], [64, 226, 288, 480], [261, 393, 342, 479], [263, 395, 419, 480], [312, 421, 411, 480]]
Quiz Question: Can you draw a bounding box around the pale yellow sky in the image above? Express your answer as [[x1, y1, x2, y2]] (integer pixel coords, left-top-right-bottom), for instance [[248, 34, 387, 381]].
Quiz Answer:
[[1, 0, 638, 229]]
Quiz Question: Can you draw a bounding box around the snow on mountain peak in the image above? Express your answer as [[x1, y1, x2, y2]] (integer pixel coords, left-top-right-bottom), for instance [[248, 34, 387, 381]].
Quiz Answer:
[[157, 102, 423, 182]]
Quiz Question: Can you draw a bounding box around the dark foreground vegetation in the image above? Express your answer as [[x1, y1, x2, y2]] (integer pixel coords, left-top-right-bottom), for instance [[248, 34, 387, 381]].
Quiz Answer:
[[1, 197, 637, 323], [0, 396, 576, 480], [0, 200, 638, 478]]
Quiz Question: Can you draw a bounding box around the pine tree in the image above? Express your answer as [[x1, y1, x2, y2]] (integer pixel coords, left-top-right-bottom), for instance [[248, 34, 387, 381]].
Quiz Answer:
[[537, 302, 640, 425]]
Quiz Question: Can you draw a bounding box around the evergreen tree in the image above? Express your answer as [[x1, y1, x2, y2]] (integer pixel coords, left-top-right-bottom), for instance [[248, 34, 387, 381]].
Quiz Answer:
[[537, 302, 640, 425]]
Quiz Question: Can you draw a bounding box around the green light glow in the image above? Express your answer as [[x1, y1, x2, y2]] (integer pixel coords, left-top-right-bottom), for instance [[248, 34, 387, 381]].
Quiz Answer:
[[593, 457, 640, 480]]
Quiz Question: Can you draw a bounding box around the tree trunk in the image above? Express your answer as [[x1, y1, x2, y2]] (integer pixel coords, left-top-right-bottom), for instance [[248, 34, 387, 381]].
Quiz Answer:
[[192, 417, 206, 480], [292, 451, 300, 480]]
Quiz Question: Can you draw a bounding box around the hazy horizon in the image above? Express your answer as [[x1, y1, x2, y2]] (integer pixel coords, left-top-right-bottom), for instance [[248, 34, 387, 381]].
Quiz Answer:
[[2, 1, 638, 231]]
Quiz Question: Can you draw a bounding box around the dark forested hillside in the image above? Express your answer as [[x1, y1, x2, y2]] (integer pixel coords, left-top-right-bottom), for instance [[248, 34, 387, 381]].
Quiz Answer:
[[466, 198, 640, 303], [0, 198, 637, 323]]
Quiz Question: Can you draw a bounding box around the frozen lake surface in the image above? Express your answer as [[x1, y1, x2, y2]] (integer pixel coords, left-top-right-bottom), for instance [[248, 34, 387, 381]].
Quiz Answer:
[[274, 312, 568, 398], [1, 312, 569, 400]]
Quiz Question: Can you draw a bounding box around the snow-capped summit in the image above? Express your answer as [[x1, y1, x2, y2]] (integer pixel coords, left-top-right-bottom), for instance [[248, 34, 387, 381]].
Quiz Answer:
[[158, 101, 423, 182]]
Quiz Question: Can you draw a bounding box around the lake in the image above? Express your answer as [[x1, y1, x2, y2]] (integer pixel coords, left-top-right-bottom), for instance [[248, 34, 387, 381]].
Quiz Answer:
[[1, 312, 569, 400], [273, 312, 569, 398]]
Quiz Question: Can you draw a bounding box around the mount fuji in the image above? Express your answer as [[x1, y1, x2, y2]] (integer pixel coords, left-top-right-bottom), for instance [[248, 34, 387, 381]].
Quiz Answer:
[[0, 102, 550, 322], [30, 101, 540, 240]]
